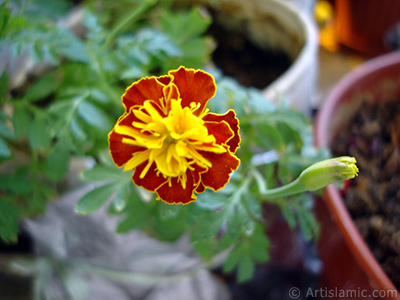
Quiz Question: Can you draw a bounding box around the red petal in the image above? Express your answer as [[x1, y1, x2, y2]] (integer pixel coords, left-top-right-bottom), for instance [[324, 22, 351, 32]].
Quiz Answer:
[[204, 110, 240, 153], [108, 130, 145, 167], [195, 182, 205, 193], [198, 151, 240, 191], [122, 76, 171, 111], [169, 67, 216, 116], [204, 120, 234, 147], [132, 162, 167, 192], [163, 83, 180, 112], [156, 171, 197, 205]]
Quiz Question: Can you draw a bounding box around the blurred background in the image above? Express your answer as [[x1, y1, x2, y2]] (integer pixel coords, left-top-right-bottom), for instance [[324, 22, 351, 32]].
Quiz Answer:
[[1, 0, 400, 299]]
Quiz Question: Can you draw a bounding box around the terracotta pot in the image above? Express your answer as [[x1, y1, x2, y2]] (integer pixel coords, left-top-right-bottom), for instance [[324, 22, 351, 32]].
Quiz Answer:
[[335, 0, 400, 56], [315, 51, 400, 299]]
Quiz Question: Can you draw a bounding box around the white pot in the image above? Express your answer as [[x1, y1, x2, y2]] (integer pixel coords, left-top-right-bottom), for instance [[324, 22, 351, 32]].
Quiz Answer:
[[214, 0, 318, 115]]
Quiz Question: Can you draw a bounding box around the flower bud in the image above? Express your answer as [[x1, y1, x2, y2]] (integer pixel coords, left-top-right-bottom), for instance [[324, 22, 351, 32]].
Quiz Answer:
[[298, 156, 359, 191]]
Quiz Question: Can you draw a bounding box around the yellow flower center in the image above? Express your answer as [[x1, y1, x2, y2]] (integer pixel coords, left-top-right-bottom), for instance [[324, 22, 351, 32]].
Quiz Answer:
[[115, 99, 226, 188]]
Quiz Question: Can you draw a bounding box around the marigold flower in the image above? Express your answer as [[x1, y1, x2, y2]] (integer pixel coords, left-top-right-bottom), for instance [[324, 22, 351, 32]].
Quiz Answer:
[[108, 66, 241, 204]]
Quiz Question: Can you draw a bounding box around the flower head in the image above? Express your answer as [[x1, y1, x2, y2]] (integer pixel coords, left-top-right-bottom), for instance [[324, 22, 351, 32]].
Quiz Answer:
[[109, 67, 241, 204], [298, 156, 359, 191]]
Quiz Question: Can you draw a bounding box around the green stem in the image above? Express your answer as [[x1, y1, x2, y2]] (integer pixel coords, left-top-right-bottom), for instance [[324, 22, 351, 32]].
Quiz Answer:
[[103, 0, 158, 49], [251, 168, 306, 200]]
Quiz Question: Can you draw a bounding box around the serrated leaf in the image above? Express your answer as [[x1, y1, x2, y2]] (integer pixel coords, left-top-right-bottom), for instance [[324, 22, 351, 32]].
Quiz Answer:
[[24, 73, 59, 102], [223, 245, 243, 273], [29, 114, 51, 150], [237, 254, 255, 282], [75, 183, 116, 215], [77, 101, 111, 131], [191, 211, 224, 241], [250, 225, 271, 250], [45, 141, 70, 182], [160, 8, 211, 44], [191, 238, 216, 260], [0, 136, 11, 157], [249, 242, 269, 263]]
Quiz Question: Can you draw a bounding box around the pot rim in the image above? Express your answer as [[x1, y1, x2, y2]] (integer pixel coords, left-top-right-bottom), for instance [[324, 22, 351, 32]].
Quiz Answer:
[[263, 0, 318, 114], [315, 51, 400, 295]]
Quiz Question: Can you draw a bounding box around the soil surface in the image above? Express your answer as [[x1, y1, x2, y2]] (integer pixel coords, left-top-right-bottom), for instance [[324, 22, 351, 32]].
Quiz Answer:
[[208, 21, 292, 89], [332, 98, 400, 290]]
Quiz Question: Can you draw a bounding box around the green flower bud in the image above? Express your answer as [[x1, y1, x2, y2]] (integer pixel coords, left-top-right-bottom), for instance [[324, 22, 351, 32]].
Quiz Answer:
[[298, 156, 359, 191]]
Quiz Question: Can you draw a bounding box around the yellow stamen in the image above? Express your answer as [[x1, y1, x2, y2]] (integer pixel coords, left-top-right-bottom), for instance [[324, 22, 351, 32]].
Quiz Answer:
[[120, 97, 226, 189]]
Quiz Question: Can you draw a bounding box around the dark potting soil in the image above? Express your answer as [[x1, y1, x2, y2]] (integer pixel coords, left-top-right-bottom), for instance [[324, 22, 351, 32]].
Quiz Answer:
[[208, 22, 292, 89], [332, 98, 400, 290]]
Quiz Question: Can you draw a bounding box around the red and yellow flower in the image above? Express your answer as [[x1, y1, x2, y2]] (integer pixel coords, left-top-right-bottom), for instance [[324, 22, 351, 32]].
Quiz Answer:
[[108, 66, 240, 204]]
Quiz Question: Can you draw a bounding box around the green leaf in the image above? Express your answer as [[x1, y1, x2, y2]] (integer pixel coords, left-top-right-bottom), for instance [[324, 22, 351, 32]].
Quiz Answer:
[[297, 196, 320, 241], [116, 191, 149, 233], [29, 183, 49, 213], [10, 42, 24, 57], [29, 113, 51, 150], [13, 103, 32, 137], [223, 245, 243, 273], [191, 211, 224, 241], [81, 164, 126, 182], [23, 0, 70, 20], [255, 123, 284, 151], [44, 45, 61, 65], [110, 182, 131, 213], [0, 197, 21, 242], [0, 172, 33, 195], [0, 136, 11, 157], [57, 27, 89, 63], [29, 41, 44, 63], [280, 203, 296, 229], [69, 116, 87, 142], [75, 183, 116, 215], [236, 202, 255, 236], [77, 101, 111, 131], [160, 7, 211, 44], [157, 202, 182, 221], [24, 73, 60, 102], [237, 254, 255, 282], [90, 88, 110, 104], [45, 141, 70, 182], [0, 118, 14, 139], [0, 71, 9, 97], [195, 191, 228, 210]]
